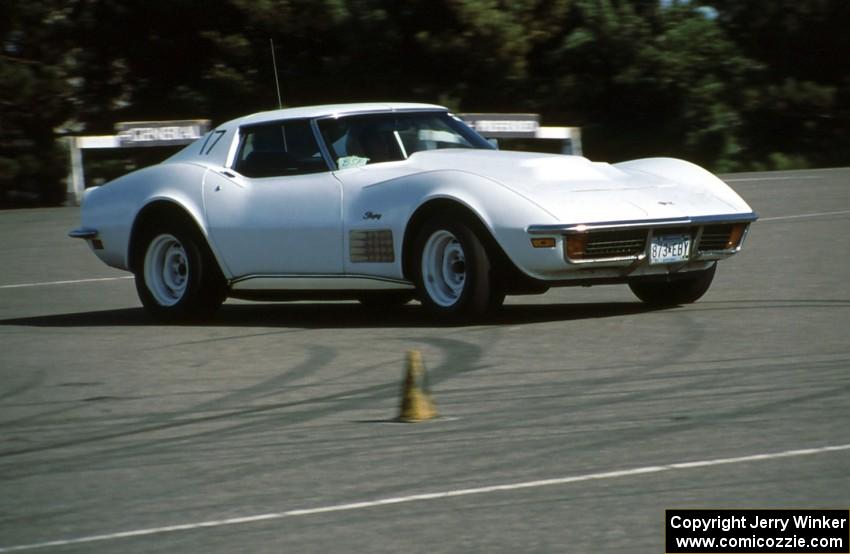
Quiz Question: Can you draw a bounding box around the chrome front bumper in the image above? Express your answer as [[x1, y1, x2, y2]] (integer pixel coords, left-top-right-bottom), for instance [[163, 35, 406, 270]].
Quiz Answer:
[[527, 212, 758, 268]]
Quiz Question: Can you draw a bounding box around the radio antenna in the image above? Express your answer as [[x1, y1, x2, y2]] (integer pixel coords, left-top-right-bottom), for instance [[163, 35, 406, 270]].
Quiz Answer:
[[270, 38, 283, 109]]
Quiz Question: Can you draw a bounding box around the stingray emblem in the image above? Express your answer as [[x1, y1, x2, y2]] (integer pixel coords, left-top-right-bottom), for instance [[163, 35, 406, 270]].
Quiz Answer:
[[658, 201, 675, 206], [363, 211, 382, 220]]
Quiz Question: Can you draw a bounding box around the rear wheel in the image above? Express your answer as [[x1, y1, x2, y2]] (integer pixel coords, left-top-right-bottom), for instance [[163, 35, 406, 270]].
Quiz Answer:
[[413, 218, 496, 318], [628, 263, 717, 306], [134, 221, 226, 321]]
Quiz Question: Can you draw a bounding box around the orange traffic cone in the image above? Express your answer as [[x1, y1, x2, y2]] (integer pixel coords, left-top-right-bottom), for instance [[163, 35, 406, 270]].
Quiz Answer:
[[398, 350, 437, 422]]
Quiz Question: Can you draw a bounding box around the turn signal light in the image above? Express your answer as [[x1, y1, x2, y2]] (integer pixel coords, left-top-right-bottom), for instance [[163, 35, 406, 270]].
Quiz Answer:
[[531, 237, 556, 248], [565, 234, 587, 259], [726, 224, 747, 250]]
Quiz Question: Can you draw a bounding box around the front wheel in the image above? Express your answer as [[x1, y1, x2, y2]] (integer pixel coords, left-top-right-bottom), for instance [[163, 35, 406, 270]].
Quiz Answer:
[[628, 263, 717, 306], [134, 222, 226, 322], [413, 219, 496, 318]]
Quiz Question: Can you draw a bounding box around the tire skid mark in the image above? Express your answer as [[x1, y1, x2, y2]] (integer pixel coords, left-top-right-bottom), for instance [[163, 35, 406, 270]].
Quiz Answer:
[[0, 348, 408, 479], [4, 333, 500, 481], [0, 346, 336, 466], [460, 362, 850, 478], [385, 310, 763, 483]]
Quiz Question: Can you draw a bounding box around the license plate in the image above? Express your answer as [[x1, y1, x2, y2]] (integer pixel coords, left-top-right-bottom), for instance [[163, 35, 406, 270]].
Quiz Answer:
[[650, 235, 691, 264]]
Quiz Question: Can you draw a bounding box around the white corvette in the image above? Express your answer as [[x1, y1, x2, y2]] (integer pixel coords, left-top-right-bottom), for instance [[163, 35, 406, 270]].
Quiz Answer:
[[70, 103, 757, 321]]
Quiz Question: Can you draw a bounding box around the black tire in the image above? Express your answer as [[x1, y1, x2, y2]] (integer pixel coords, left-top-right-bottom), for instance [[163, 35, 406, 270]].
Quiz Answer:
[[628, 263, 717, 306], [134, 220, 226, 322], [489, 288, 506, 310], [413, 218, 496, 318]]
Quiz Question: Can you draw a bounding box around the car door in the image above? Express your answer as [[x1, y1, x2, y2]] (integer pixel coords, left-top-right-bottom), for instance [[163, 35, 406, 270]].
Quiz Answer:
[[203, 119, 343, 278]]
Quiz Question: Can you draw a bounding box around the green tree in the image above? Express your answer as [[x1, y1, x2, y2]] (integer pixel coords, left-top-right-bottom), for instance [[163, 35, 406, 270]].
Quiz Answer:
[[62, 0, 259, 129], [711, 0, 850, 168], [3, 0, 850, 207], [533, 0, 754, 169], [1, 1, 73, 205]]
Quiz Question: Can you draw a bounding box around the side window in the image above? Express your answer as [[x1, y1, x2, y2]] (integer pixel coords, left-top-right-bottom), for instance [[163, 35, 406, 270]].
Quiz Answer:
[[234, 120, 328, 178], [318, 117, 405, 168], [199, 130, 226, 156], [317, 112, 488, 169]]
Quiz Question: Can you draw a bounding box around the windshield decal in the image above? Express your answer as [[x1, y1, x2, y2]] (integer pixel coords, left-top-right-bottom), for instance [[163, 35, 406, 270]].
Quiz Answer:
[[338, 156, 370, 169]]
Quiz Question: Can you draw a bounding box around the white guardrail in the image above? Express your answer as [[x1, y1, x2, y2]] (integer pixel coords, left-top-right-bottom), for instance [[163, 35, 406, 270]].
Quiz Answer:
[[65, 120, 210, 205], [65, 116, 580, 206]]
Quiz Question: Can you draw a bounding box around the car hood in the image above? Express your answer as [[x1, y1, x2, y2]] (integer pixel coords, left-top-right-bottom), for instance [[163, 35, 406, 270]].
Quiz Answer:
[[405, 149, 747, 223]]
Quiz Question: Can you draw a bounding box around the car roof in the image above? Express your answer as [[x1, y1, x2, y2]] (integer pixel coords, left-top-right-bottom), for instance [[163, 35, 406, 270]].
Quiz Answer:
[[223, 102, 447, 129]]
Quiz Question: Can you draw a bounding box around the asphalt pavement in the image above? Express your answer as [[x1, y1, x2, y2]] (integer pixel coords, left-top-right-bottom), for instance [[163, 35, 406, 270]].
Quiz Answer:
[[0, 168, 848, 553]]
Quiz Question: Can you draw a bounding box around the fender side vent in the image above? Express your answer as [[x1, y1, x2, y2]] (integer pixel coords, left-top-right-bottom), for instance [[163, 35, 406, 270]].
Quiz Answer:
[[350, 230, 395, 263]]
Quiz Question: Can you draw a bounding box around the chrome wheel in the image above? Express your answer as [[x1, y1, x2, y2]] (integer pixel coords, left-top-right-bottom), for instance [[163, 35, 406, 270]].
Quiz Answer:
[[143, 234, 189, 306], [421, 229, 467, 308]]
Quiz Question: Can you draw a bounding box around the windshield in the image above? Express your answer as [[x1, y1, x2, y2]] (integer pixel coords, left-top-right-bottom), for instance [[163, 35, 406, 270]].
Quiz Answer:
[[317, 111, 493, 169]]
